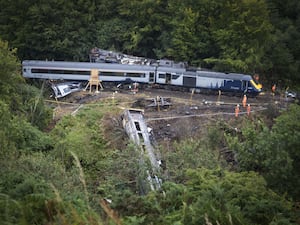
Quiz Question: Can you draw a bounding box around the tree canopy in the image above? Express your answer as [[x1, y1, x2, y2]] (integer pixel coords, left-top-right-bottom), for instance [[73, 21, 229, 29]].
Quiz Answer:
[[225, 104, 300, 201], [0, 0, 300, 87]]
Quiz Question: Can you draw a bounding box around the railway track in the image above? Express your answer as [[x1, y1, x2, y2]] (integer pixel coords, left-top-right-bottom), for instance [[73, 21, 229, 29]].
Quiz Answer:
[[49, 87, 294, 121]]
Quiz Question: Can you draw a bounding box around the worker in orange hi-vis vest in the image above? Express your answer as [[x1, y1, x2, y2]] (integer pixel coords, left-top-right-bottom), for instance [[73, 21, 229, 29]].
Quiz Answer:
[[247, 104, 251, 116], [131, 82, 139, 94], [271, 84, 276, 95], [242, 95, 247, 108], [253, 74, 260, 83], [235, 104, 240, 118]]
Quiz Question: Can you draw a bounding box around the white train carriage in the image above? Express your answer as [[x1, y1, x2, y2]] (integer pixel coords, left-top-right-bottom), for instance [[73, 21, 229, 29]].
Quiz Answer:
[[22, 60, 155, 84], [22, 60, 262, 96], [154, 66, 185, 85]]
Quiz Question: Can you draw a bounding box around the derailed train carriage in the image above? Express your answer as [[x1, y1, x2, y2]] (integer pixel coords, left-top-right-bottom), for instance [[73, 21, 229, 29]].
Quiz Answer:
[[22, 60, 262, 97]]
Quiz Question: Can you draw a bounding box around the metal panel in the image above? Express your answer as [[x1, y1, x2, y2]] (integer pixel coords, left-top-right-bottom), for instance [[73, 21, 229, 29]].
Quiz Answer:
[[183, 76, 196, 87]]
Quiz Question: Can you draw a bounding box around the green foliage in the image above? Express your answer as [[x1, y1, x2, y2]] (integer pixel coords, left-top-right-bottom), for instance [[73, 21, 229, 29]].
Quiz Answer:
[[94, 18, 130, 51], [166, 0, 219, 65], [206, 120, 229, 150], [10, 117, 53, 152], [0, 153, 53, 225], [50, 106, 139, 196], [119, 0, 171, 58], [177, 169, 295, 225], [1, 91, 298, 224], [119, 169, 295, 225], [0, 101, 16, 157], [18, 82, 53, 130], [0, 38, 52, 129], [265, 0, 300, 87], [205, 0, 273, 73], [0, 100, 52, 157], [50, 109, 108, 171], [270, 104, 300, 198], [0, 148, 104, 225], [163, 138, 225, 182], [225, 105, 300, 200], [0, 39, 23, 108], [0, 38, 104, 224]]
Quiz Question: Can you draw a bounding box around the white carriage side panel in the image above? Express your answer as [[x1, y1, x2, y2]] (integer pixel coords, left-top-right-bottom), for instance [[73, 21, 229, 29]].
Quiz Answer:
[[170, 73, 184, 86], [99, 70, 150, 83], [155, 72, 166, 84], [22, 60, 153, 83], [155, 66, 186, 85], [155, 72, 182, 85]]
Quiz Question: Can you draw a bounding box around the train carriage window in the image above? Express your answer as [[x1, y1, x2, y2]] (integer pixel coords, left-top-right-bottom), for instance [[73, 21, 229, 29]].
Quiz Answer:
[[166, 73, 171, 84], [149, 72, 155, 83], [126, 72, 146, 77], [158, 73, 165, 79], [172, 74, 180, 79], [32, 69, 49, 73], [31, 68, 90, 75], [100, 71, 124, 76]]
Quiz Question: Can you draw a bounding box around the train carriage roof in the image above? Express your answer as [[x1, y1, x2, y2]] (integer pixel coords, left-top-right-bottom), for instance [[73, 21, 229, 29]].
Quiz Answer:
[[156, 66, 186, 73], [22, 60, 253, 81], [183, 70, 253, 80], [22, 60, 156, 72]]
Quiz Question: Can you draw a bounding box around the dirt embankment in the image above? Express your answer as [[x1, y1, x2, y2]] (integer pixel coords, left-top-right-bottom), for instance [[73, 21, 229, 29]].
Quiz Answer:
[[49, 87, 290, 145]]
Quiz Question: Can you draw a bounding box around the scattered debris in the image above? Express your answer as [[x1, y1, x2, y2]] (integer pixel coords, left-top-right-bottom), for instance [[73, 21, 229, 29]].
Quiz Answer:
[[51, 81, 83, 98], [147, 96, 172, 109], [285, 91, 297, 98]]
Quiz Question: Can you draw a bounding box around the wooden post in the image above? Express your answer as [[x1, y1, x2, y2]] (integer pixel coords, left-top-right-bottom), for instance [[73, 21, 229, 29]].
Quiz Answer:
[[190, 88, 195, 105], [217, 90, 221, 105], [156, 96, 160, 112], [235, 104, 240, 118], [112, 92, 115, 105]]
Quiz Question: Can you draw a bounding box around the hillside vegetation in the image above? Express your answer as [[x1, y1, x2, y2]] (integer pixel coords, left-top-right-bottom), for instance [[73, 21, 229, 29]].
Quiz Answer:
[[0, 39, 300, 224], [1, 0, 300, 224]]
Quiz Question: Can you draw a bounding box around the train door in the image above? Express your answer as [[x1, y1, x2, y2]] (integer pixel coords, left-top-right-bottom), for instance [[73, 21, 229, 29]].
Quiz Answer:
[[165, 73, 172, 84], [149, 72, 155, 83], [157, 73, 165, 84], [183, 76, 196, 87], [156, 72, 173, 84]]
